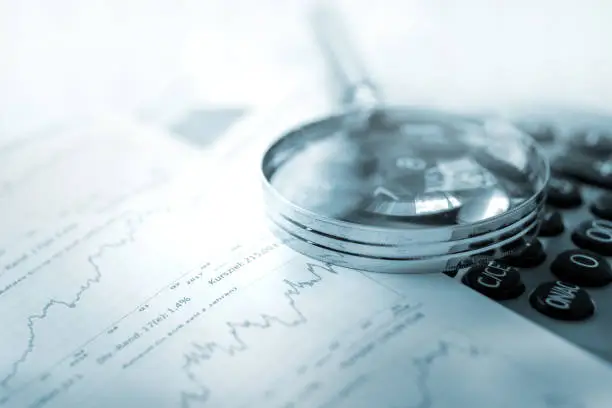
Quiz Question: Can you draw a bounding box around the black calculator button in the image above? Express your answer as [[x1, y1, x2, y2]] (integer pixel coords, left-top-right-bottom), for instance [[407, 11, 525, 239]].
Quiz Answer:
[[568, 128, 612, 157], [572, 219, 612, 256], [550, 249, 612, 287], [546, 177, 582, 208], [461, 261, 525, 300], [590, 192, 612, 220], [538, 210, 565, 237], [500, 236, 528, 254], [503, 238, 546, 268], [529, 281, 595, 321], [551, 154, 612, 189], [517, 122, 556, 143]]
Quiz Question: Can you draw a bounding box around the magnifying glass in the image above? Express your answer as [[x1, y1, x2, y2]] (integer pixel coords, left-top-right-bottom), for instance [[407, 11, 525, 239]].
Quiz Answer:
[[261, 4, 549, 273]]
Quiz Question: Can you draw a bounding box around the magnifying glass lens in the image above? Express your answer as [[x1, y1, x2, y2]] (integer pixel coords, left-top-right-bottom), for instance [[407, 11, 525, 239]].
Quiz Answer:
[[266, 109, 542, 229]]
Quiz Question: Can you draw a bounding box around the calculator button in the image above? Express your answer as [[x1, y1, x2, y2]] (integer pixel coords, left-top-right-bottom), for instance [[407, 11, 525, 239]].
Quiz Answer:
[[552, 154, 612, 189], [590, 192, 612, 220], [529, 281, 595, 321], [503, 238, 546, 268], [546, 177, 582, 208], [568, 128, 612, 157], [538, 210, 565, 237], [572, 219, 612, 256], [461, 261, 525, 300], [500, 236, 528, 254], [517, 122, 556, 143], [550, 249, 612, 287]]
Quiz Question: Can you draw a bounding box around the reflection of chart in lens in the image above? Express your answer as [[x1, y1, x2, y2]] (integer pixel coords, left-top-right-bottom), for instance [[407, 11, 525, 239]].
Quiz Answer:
[[361, 156, 503, 219]]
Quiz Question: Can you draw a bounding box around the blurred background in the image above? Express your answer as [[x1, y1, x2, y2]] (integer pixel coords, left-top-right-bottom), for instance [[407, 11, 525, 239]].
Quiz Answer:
[[2, 0, 612, 138]]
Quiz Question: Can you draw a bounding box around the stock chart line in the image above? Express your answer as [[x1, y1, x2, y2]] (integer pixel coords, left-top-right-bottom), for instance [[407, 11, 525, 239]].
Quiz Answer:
[[409, 340, 484, 408], [0, 213, 148, 390], [176, 258, 488, 408], [179, 262, 339, 407]]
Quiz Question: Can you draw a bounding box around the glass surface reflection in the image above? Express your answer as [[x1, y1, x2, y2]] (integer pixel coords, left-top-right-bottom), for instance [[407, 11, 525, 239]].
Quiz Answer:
[[268, 110, 537, 229]]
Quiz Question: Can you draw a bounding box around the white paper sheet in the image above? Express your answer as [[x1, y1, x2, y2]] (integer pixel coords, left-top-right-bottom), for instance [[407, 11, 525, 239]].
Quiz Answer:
[[1, 98, 612, 408]]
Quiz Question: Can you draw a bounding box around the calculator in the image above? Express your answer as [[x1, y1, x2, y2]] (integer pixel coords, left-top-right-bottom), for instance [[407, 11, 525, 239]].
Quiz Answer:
[[447, 109, 612, 362]]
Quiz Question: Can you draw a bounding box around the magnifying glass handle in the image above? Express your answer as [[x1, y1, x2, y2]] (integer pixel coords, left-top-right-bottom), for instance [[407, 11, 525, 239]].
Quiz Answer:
[[309, 3, 381, 110]]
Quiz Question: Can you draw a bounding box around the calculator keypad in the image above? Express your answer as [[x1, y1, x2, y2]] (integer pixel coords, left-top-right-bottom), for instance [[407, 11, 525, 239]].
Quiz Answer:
[[552, 154, 612, 189], [568, 128, 612, 157], [453, 115, 612, 360]]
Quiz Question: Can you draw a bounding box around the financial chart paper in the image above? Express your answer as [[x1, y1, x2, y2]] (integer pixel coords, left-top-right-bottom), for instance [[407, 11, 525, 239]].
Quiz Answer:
[[1, 105, 612, 408]]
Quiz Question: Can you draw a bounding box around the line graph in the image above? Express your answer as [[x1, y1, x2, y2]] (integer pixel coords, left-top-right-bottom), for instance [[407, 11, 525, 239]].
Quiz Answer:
[[179, 262, 339, 407], [407, 339, 484, 408], [0, 221, 279, 407], [0, 210, 157, 390], [0, 236, 600, 408], [170, 255, 575, 408]]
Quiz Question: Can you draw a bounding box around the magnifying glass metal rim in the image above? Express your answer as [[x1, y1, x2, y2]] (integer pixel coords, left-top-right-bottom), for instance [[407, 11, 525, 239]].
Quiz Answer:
[[264, 177, 546, 246], [270, 217, 540, 274], [272, 218, 539, 263], [267, 200, 544, 258], [268, 199, 543, 252], [262, 168, 547, 247]]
